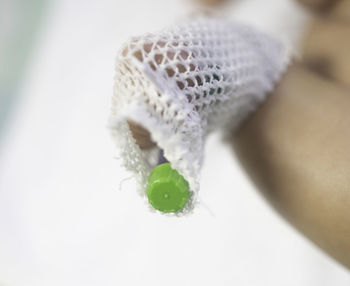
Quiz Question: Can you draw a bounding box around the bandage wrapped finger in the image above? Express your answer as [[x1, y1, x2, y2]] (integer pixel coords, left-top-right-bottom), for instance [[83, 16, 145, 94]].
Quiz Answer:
[[110, 18, 289, 213]]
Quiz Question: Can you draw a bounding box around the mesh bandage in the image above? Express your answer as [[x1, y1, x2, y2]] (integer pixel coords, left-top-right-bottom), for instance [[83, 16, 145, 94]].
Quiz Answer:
[[109, 18, 289, 213]]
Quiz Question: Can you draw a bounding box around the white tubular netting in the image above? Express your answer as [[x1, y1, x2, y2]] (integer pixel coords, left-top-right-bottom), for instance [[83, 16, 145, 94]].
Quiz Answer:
[[109, 17, 290, 213]]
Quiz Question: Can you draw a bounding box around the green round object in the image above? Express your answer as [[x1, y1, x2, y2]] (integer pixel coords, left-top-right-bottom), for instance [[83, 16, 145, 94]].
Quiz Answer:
[[147, 163, 190, 213]]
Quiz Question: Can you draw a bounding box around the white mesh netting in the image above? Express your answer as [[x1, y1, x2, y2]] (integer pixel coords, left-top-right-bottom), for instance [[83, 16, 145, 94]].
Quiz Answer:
[[109, 17, 289, 213]]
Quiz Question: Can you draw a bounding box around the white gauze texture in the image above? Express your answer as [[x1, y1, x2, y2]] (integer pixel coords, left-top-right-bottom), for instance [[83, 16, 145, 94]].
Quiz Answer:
[[109, 17, 289, 212]]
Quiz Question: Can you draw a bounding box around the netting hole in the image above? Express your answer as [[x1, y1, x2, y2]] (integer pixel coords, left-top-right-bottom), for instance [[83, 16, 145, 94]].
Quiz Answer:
[[133, 50, 143, 62], [154, 54, 164, 65], [186, 78, 195, 87], [166, 67, 175, 77], [176, 64, 186, 73], [148, 61, 157, 71], [176, 81, 185, 90]]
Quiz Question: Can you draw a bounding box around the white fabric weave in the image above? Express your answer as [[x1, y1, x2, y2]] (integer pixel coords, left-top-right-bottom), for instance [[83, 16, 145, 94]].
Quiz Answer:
[[109, 17, 289, 213]]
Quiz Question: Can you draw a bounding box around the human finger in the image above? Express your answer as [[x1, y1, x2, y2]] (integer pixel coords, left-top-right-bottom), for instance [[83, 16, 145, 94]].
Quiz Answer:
[[296, 0, 340, 12], [302, 17, 350, 88], [231, 63, 350, 269], [329, 0, 350, 22]]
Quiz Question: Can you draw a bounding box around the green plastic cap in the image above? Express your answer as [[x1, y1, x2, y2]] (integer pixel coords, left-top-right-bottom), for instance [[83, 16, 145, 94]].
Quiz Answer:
[[147, 163, 190, 213]]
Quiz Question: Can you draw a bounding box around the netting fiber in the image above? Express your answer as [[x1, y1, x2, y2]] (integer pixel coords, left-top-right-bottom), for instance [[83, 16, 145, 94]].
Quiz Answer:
[[109, 17, 289, 213]]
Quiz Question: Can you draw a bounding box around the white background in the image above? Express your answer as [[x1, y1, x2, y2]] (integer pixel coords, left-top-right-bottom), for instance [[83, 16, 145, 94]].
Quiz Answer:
[[0, 0, 349, 285]]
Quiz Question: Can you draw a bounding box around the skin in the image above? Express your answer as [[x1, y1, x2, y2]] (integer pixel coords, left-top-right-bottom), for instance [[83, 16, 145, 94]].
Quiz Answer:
[[192, 0, 228, 6], [129, 0, 350, 269], [231, 0, 350, 269], [232, 64, 350, 269]]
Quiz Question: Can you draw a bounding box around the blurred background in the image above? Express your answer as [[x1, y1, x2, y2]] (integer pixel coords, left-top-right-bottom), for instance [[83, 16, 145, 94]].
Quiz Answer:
[[0, 0, 349, 285]]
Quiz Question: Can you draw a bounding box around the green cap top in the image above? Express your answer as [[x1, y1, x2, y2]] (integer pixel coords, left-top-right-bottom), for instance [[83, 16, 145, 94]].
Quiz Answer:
[[147, 163, 190, 213]]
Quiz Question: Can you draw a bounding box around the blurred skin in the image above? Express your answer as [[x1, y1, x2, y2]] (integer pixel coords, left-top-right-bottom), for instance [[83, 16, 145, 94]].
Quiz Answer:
[[231, 0, 350, 269], [192, 0, 228, 6], [129, 0, 350, 269]]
